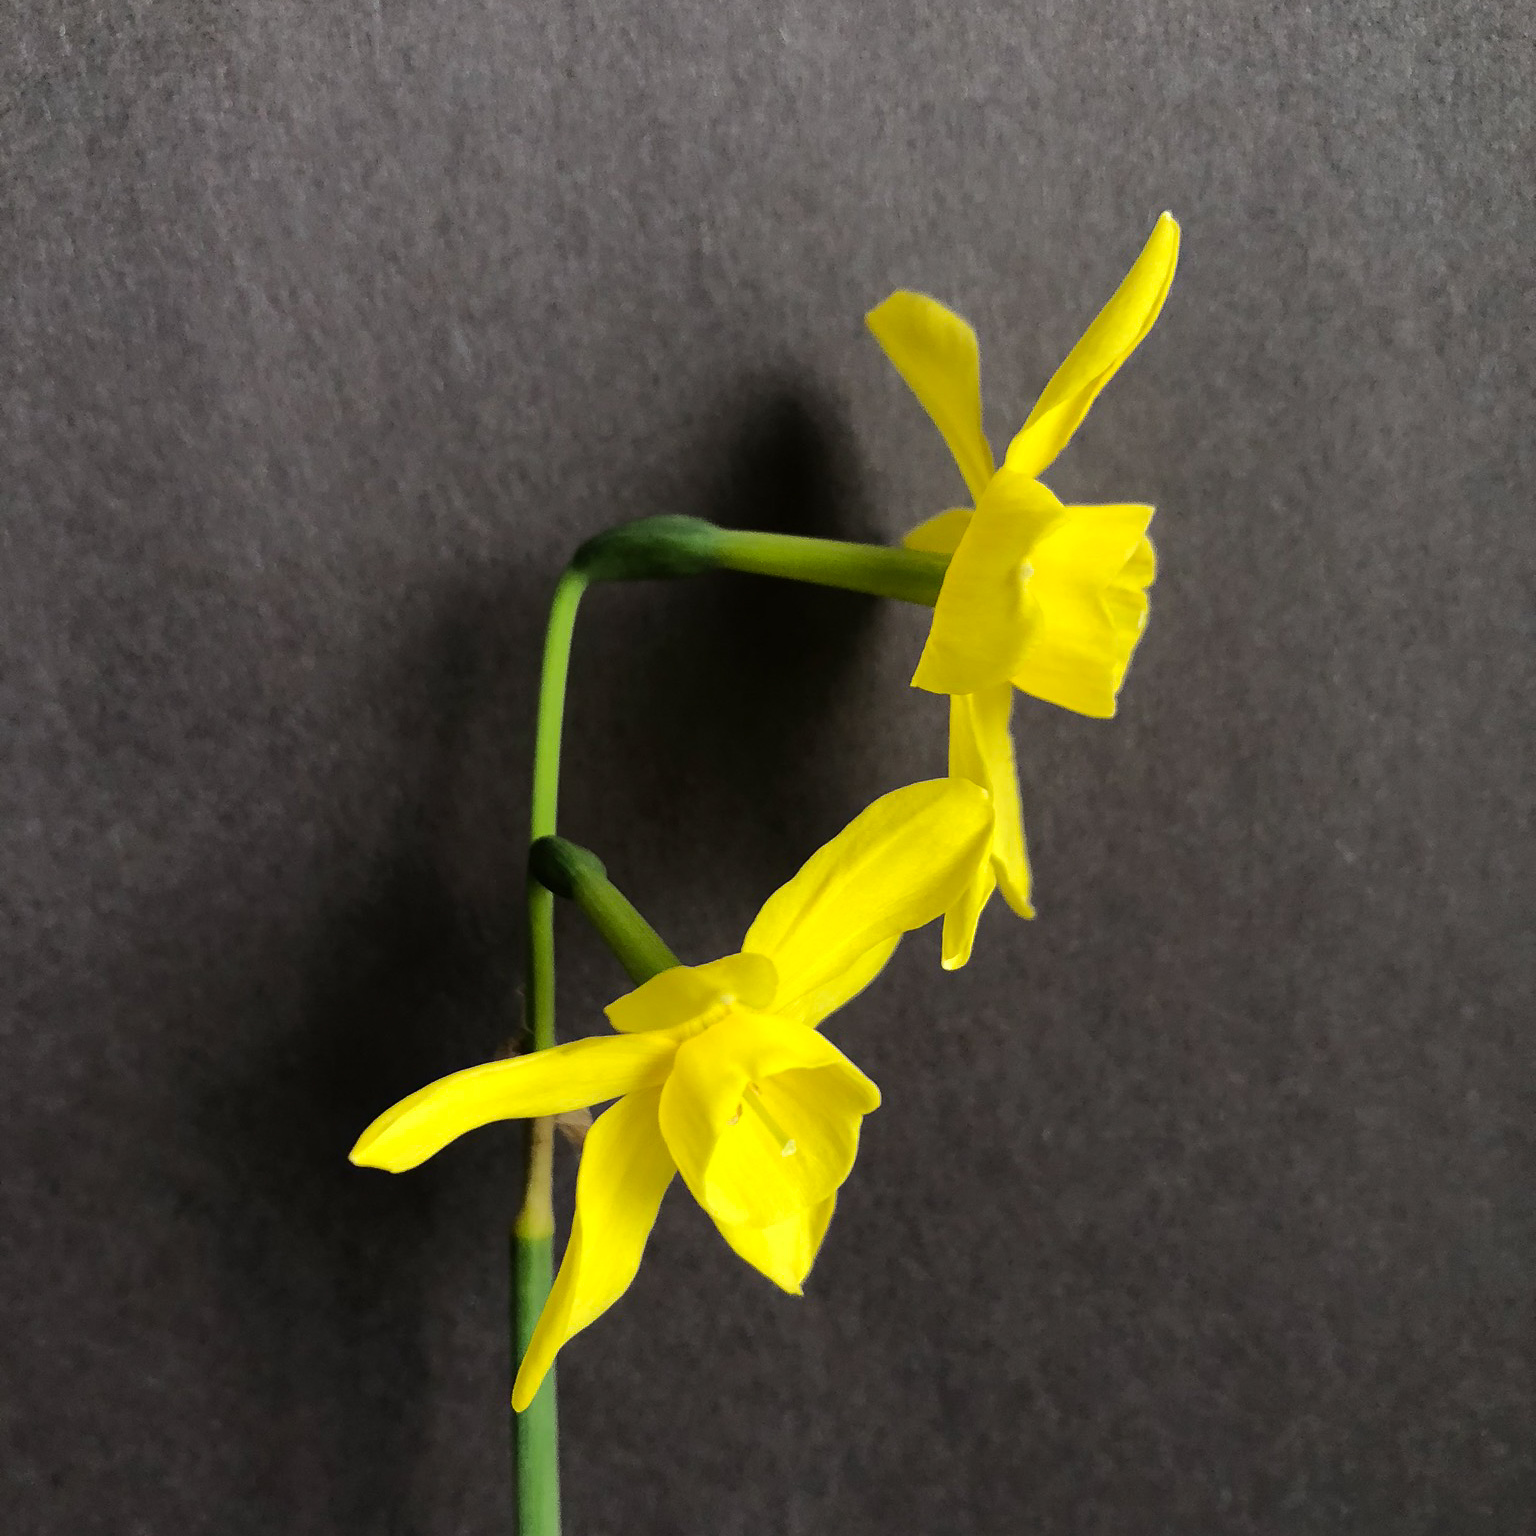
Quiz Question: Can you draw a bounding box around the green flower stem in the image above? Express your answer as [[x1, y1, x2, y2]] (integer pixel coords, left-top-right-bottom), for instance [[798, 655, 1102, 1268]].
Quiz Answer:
[[706, 527, 949, 606], [507, 516, 942, 1534], [530, 836, 682, 983], [513, 565, 590, 1536], [572, 515, 949, 607], [510, 1203, 556, 1534]]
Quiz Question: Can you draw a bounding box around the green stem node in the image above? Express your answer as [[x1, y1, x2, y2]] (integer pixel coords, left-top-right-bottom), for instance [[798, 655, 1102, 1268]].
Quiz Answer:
[[530, 836, 682, 984]]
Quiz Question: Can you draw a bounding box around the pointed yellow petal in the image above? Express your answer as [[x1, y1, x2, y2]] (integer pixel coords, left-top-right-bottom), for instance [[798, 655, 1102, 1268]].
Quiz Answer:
[[742, 778, 994, 1016], [912, 472, 1065, 695], [511, 1088, 673, 1411], [867, 292, 996, 504], [1005, 213, 1180, 479], [1010, 504, 1156, 717], [713, 1194, 836, 1295], [659, 1009, 879, 1229], [769, 936, 899, 1031], [605, 953, 778, 1034], [349, 1034, 677, 1173], [903, 507, 974, 556], [949, 685, 1034, 921], [940, 858, 995, 970]]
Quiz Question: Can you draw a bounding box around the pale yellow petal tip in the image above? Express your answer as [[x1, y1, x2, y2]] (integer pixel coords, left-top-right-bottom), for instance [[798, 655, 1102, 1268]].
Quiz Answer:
[[348, 1125, 406, 1172], [940, 925, 976, 970], [863, 292, 900, 334], [903, 507, 974, 556], [864, 288, 926, 331], [1147, 213, 1181, 283], [999, 869, 1037, 923], [512, 1340, 562, 1413]]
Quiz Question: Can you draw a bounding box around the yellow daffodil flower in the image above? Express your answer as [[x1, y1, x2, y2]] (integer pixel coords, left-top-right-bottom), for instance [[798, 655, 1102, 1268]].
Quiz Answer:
[[351, 777, 993, 1409], [866, 213, 1180, 965]]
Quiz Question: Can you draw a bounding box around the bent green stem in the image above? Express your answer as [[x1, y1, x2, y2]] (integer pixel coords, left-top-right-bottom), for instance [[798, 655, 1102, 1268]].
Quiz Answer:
[[507, 517, 943, 1534], [514, 565, 589, 1536]]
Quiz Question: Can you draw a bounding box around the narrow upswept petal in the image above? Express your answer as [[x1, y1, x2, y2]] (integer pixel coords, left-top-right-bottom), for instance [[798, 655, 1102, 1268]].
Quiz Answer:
[[742, 779, 994, 1007], [511, 1088, 674, 1411], [605, 953, 778, 1034], [713, 1194, 836, 1295], [659, 1009, 879, 1229], [1010, 503, 1156, 718], [769, 935, 899, 1031], [949, 684, 1034, 921], [349, 1034, 678, 1173], [866, 292, 996, 504], [1004, 213, 1180, 480], [912, 472, 1065, 695]]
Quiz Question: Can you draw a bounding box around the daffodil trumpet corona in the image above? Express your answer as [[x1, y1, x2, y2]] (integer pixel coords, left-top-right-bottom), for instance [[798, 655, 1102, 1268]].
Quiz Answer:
[[353, 778, 994, 1412], [865, 211, 1180, 963]]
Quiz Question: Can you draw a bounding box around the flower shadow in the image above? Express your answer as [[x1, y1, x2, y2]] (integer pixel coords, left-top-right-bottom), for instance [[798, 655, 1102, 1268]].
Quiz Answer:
[[560, 378, 909, 967]]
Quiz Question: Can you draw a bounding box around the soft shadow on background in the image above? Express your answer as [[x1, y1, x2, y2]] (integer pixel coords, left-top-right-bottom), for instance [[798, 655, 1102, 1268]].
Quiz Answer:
[[562, 380, 900, 941], [2, 2, 1530, 1534]]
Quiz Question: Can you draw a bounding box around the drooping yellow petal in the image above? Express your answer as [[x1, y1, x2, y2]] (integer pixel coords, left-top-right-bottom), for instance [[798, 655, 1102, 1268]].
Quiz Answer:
[[511, 1088, 674, 1411], [1010, 504, 1156, 718], [349, 1033, 678, 1173], [902, 507, 974, 556], [605, 953, 778, 1034], [866, 292, 996, 504], [769, 936, 899, 1031], [658, 1008, 879, 1229], [742, 778, 993, 1014], [950, 684, 1034, 921], [911, 472, 1064, 696], [713, 1194, 836, 1295], [940, 685, 1035, 965], [1004, 212, 1180, 480], [940, 857, 995, 970]]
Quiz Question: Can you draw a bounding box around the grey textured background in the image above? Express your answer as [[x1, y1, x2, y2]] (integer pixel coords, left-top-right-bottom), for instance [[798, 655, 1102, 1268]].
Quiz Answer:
[[2, 3, 1531, 1533]]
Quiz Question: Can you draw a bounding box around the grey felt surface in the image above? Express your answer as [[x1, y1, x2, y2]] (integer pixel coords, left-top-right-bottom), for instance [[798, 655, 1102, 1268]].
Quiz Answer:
[[2, 2, 1531, 1532]]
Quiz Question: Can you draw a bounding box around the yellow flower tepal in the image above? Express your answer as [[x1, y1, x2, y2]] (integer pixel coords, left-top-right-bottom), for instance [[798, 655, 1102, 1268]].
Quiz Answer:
[[350, 777, 994, 1409], [866, 212, 1179, 960]]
